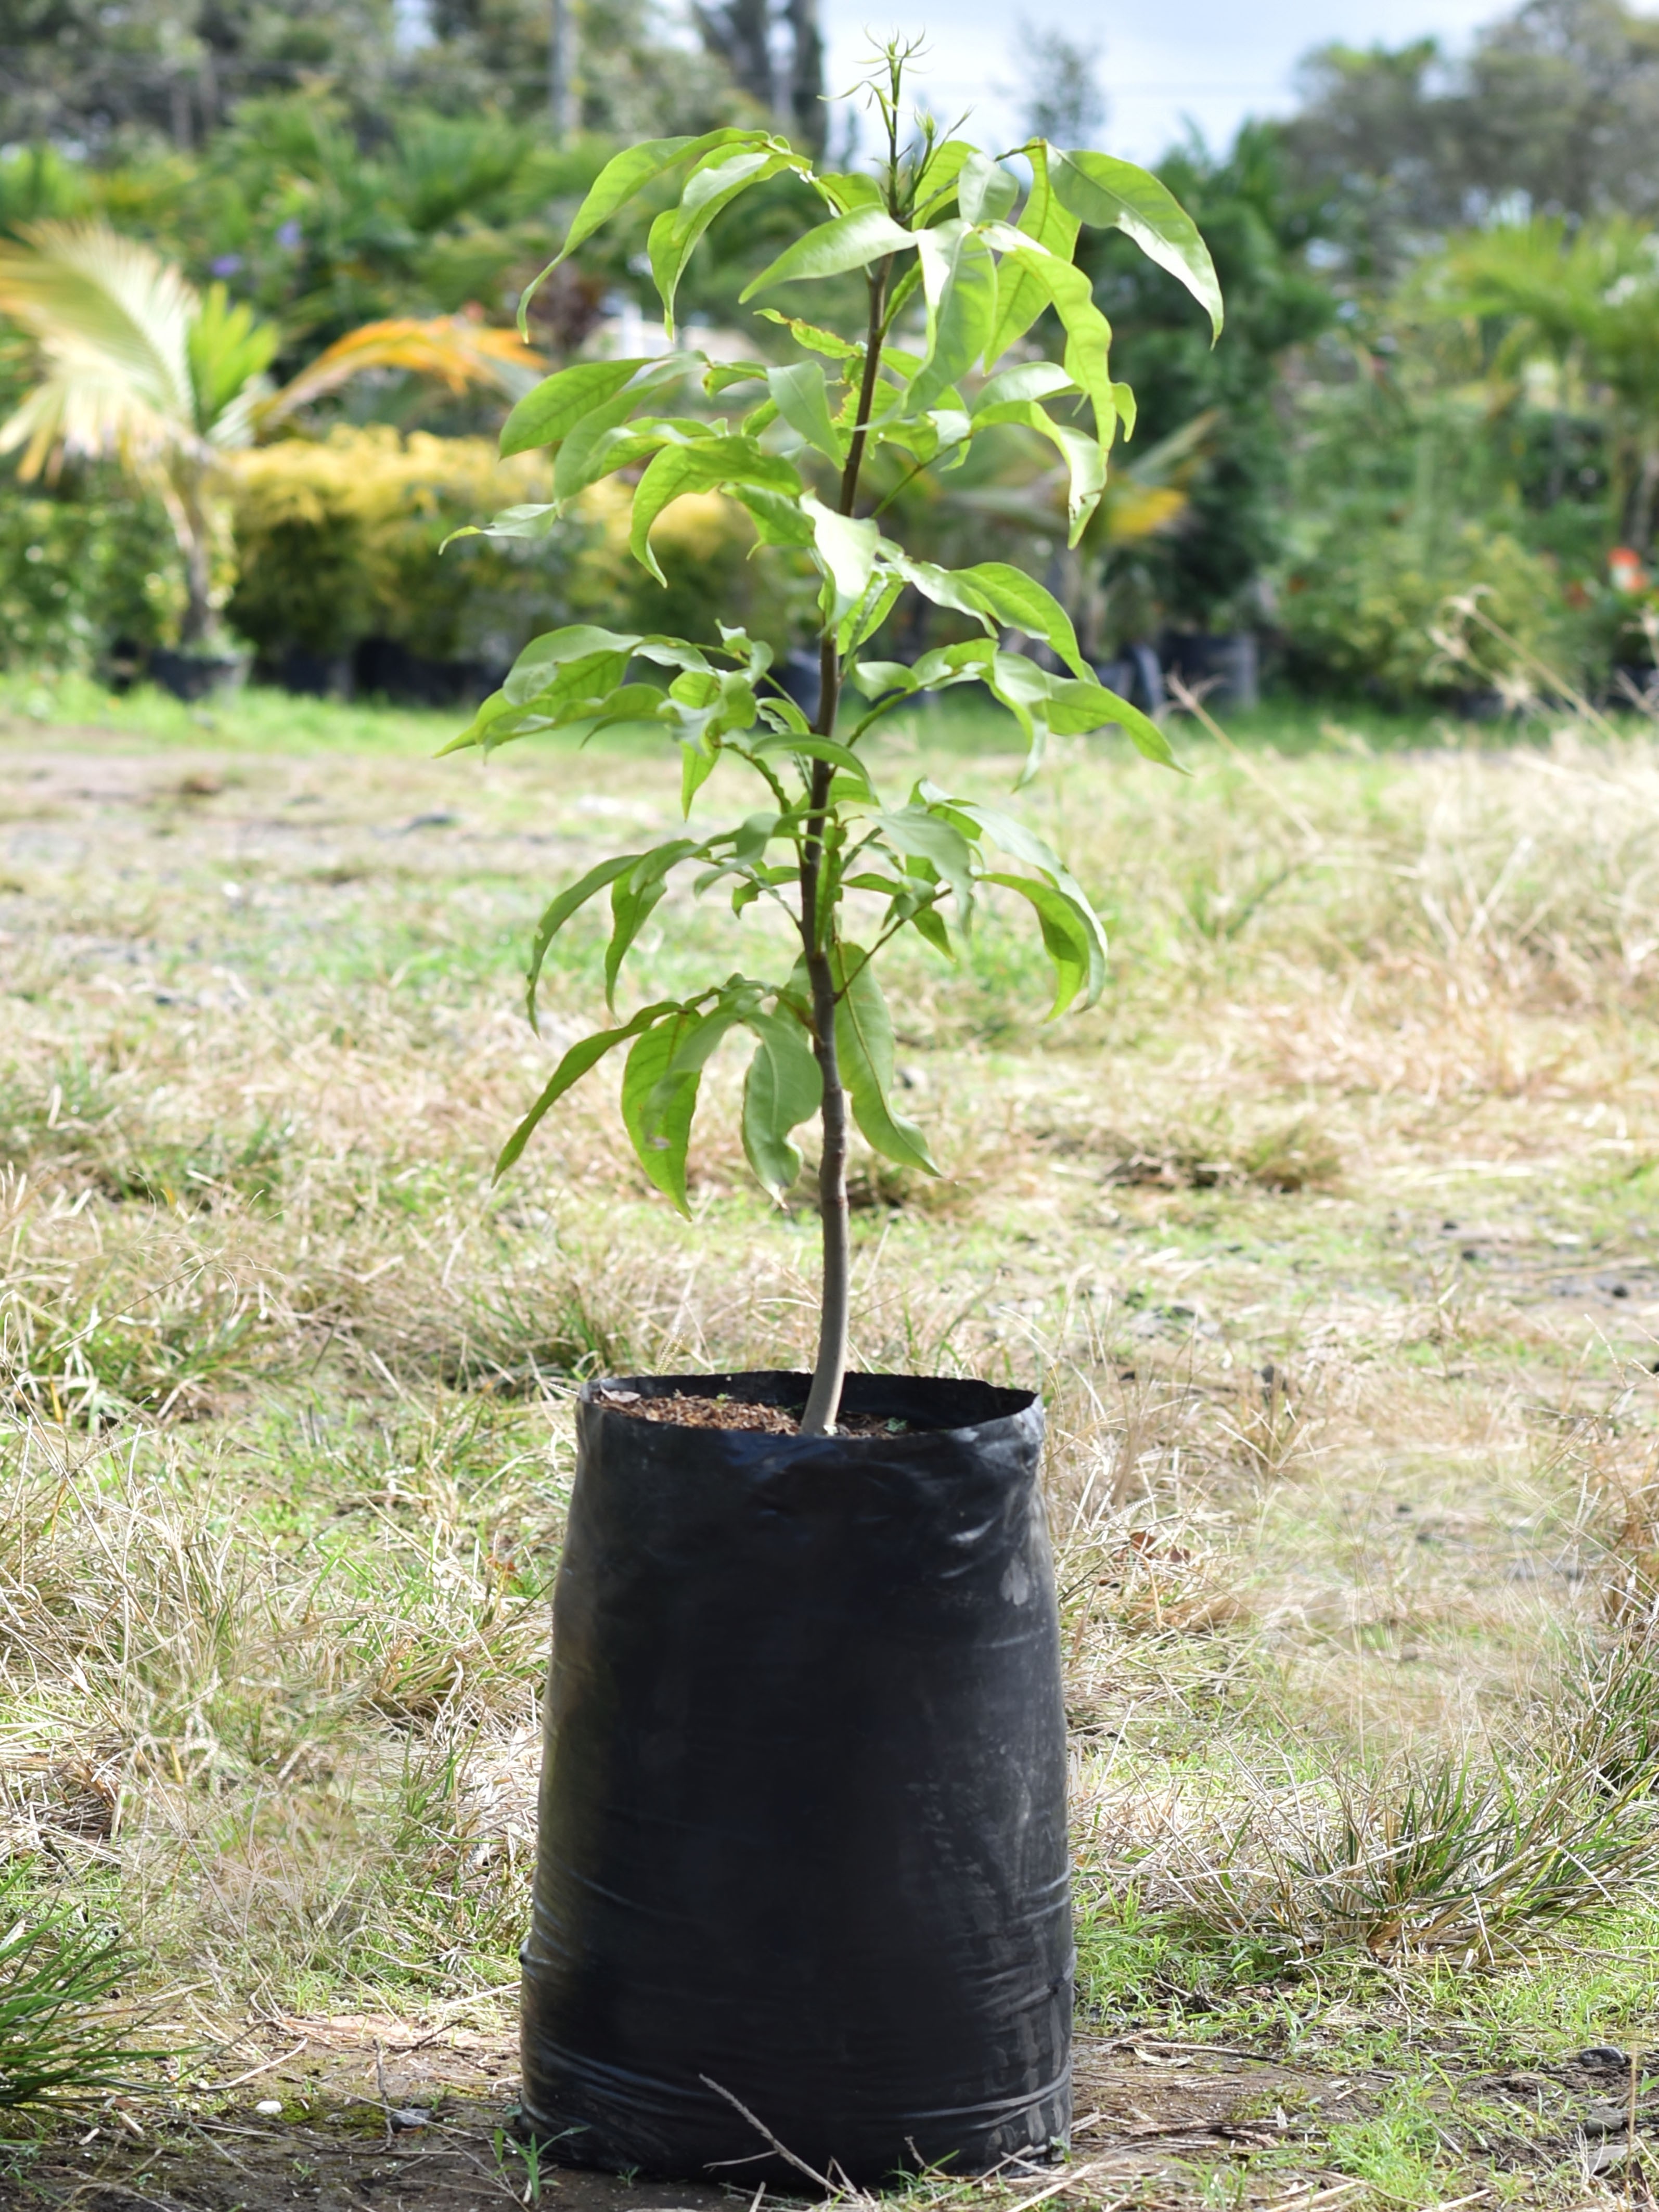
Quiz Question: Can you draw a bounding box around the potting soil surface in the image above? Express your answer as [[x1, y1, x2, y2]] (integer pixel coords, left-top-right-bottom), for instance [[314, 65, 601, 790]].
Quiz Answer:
[[600, 1391, 907, 1436]]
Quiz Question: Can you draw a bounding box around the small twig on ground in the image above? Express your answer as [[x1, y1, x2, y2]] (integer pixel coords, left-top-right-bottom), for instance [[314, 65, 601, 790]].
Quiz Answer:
[[698, 2076, 836, 2193], [215, 2040, 307, 2089]]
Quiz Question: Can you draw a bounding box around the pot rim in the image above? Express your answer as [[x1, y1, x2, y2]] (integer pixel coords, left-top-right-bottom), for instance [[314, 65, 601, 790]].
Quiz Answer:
[[580, 1367, 1039, 1444]]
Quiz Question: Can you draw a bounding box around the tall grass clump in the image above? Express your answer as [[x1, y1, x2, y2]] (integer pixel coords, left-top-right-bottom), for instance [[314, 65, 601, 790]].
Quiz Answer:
[[0, 1879, 148, 2107]]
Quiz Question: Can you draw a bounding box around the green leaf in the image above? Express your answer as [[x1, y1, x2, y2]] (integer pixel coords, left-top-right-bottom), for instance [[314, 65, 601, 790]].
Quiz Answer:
[[756, 308, 862, 359], [972, 397, 1107, 541], [958, 151, 1019, 225], [628, 436, 802, 581], [983, 871, 1105, 1015], [741, 1008, 821, 1201], [439, 686, 522, 753], [606, 840, 700, 1007], [494, 1001, 679, 1176], [802, 496, 881, 622], [505, 624, 642, 704], [986, 142, 1081, 363], [650, 147, 788, 335], [526, 127, 763, 303], [912, 139, 976, 220], [909, 903, 954, 959], [832, 945, 938, 1175], [442, 502, 560, 549], [873, 804, 978, 923], [974, 359, 1077, 411], [909, 221, 997, 415], [681, 732, 718, 814], [732, 485, 816, 547], [740, 207, 916, 300], [837, 569, 904, 655], [621, 1013, 702, 1214], [550, 363, 683, 500], [767, 361, 846, 462], [815, 170, 886, 212], [525, 851, 642, 1027], [847, 660, 916, 700], [984, 228, 1119, 464], [953, 561, 1089, 677], [500, 357, 651, 459], [752, 732, 876, 793], [1048, 146, 1224, 339]]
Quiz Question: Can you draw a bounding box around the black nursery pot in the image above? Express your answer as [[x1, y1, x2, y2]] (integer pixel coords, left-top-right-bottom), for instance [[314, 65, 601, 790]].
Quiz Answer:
[[521, 1369, 1072, 2188]]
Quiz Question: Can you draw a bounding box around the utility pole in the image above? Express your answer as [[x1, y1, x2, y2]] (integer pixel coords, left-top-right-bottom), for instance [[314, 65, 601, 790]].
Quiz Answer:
[[550, 0, 576, 137]]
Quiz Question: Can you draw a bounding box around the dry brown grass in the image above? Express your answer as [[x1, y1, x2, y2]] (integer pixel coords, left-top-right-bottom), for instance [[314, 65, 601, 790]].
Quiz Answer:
[[8, 699, 1659, 2201]]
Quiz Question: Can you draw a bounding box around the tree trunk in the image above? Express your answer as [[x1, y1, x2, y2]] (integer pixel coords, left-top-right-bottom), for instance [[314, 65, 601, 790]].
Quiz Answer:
[[786, 0, 825, 154]]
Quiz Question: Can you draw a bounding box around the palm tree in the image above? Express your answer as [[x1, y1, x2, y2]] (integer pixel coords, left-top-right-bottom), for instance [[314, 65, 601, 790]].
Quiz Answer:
[[0, 221, 544, 648], [1423, 216, 1659, 556]]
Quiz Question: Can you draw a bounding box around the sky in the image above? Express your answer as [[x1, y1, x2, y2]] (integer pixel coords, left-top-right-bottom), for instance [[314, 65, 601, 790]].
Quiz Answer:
[[820, 0, 1507, 163]]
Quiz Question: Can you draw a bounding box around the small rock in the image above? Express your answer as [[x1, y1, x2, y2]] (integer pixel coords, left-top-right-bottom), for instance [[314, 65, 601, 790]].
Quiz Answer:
[[253, 2099, 282, 2116], [390, 2107, 431, 2130]]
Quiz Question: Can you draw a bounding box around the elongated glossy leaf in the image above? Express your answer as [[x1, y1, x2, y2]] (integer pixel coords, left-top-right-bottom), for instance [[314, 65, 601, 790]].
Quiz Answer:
[[500, 357, 651, 458], [525, 851, 642, 1027], [913, 139, 975, 220], [621, 1014, 701, 1214], [847, 660, 916, 700], [815, 169, 885, 212], [983, 871, 1105, 1015], [986, 142, 1081, 363], [958, 150, 1019, 225], [741, 1008, 821, 1201], [909, 221, 997, 415], [756, 308, 861, 359], [732, 485, 816, 547], [1049, 146, 1223, 339], [533, 128, 761, 283], [628, 435, 802, 581], [838, 570, 904, 655], [972, 396, 1106, 541], [974, 359, 1077, 411], [953, 562, 1089, 677], [984, 229, 1118, 460], [832, 945, 938, 1175], [651, 147, 786, 335], [505, 624, 642, 704], [441, 501, 560, 551], [607, 840, 700, 1007], [873, 805, 978, 920], [752, 732, 875, 793], [740, 207, 916, 300], [767, 361, 845, 462], [495, 1000, 679, 1176], [802, 496, 880, 622], [929, 788, 1109, 916], [550, 363, 681, 499]]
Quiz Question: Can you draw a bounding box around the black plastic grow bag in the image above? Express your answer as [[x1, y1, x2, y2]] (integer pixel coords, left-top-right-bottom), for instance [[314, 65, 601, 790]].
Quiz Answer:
[[520, 1370, 1072, 2187]]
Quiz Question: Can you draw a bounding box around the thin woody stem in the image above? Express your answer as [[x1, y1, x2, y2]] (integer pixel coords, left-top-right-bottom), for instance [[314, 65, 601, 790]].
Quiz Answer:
[[798, 247, 896, 1437]]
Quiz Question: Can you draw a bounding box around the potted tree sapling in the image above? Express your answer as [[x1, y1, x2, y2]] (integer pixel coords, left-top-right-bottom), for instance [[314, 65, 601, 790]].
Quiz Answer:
[[445, 43, 1220, 2188]]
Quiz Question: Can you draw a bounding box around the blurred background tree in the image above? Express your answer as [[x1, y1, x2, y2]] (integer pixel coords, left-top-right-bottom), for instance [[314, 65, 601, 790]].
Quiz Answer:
[[2, 0, 1658, 709]]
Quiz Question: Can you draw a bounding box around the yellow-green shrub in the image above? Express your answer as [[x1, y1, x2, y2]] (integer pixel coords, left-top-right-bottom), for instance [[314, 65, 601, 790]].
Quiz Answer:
[[224, 428, 602, 666], [223, 430, 809, 673]]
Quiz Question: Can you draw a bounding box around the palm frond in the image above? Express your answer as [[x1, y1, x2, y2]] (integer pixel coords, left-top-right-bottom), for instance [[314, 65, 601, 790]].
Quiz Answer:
[[257, 316, 545, 434], [0, 220, 201, 476]]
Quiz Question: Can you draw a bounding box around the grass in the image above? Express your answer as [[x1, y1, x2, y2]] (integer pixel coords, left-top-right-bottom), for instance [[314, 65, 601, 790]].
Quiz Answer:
[[7, 674, 1659, 2202]]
